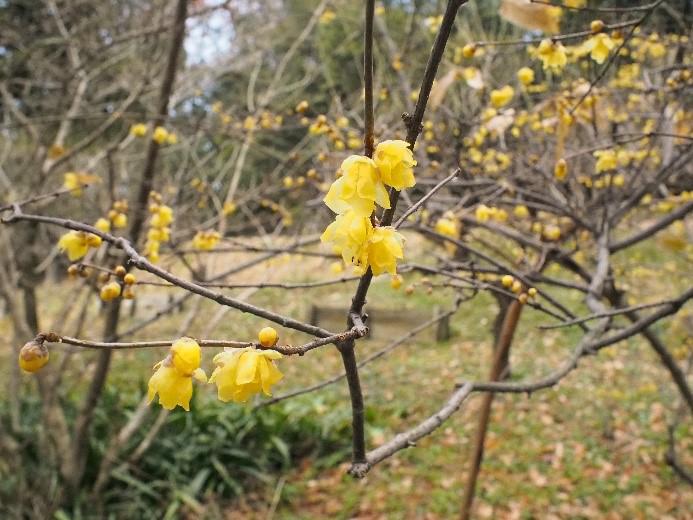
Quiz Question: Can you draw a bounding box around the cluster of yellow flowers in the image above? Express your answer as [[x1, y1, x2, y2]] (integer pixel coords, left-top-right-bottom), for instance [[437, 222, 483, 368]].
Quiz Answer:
[[475, 205, 509, 223], [500, 274, 538, 305], [192, 230, 221, 251], [63, 172, 100, 197], [130, 123, 178, 145], [143, 192, 173, 263], [320, 140, 415, 276], [58, 231, 102, 261], [305, 114, 362, 151], [148, 328, 284, 410]]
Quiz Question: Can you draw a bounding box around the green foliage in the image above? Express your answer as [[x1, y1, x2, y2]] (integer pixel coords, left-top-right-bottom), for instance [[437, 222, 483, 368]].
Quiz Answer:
[[0, 389, 351, 519]]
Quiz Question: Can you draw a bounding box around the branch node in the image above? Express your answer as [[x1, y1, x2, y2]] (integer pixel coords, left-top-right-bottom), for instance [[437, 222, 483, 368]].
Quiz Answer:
[[348, 462, 371, 479]]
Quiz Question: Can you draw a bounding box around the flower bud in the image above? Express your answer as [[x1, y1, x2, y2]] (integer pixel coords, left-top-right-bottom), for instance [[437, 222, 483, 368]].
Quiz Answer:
[[18, 339, 49, 373], [590, 20, 605, 34], [258, 327, 279, 348], [114, 265, 127, 278], [123, 273, 136, 285]]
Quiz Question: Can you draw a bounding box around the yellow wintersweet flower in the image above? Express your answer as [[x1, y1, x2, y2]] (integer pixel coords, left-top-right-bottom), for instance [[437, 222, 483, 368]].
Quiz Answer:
[[152, 126, 169, 144], [258, 327, 279, 348], [543, 224, 562, 241], [513, 205, 530, 219], [435, 215, 460, 239], [537, 39, 567, 73], [209, 348, 283, 403], [366, 227, 404, 276], [94, 218, 111, 233], [170, 337, 202, 376], [517, 67, 535, 86], [564, 0, 586, 7], [130, 123, 148, 137], [374, 140, 417, 190], [490, 85, 515, 108], [151, 205, 174, 228], [192, 230, 221, 250], [594, 149, 617, 173], [321, 210, 373, 270], [585, 33, 615, 64], [18, 339, 49, 373], [148, 338, 206, 411], [58, 231, 101, 261], [111, 212, 128, 229], [324, 155, 390, 216], [63, 172, 82, 196], [475, 204, 492, 222]]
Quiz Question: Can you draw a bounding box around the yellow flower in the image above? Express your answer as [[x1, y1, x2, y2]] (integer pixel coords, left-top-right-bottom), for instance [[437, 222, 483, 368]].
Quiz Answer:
[[517, 67, 535, 86], [18, 340, 49, 373], [501, 275, 514, 288], [554, 158, 568, 180], [594, 149, 617, 173], [166, 133, 178, 145], [63, 172, 82, 196], [148, 364, 193, 410], [329, 261, 344, 274], [462, 44, 476, 58], [58, 231, 101, 261], [324, 155, 390, 216], [366, 227, 404, 276], [111, 212, 128, 229], [192, 230, 221, 250], [94, 218, 111, 233], [170, 337, 202, 376], [585, 33, 615, 64], [475, 204, 492, 222], [130, 123, 148, 137], [374, 140, 417, 190], [148, 339, 206, 411], [209, 348, 284, 403], [543, 224, 562, 241], [490, 85, 515, 108], [151, 205, 174, 227], [223, 201, 237, 216], [321, 210, 373, 270], [48, 144, 65, 159], [537, 39, 567, 73], [435, 216, 460, 239], [258, 327, 279, 347], [152, 126, 169, 144], [100, 281, 122, 302], [513, 205, 530, 218], [564, 0, 586, 7]]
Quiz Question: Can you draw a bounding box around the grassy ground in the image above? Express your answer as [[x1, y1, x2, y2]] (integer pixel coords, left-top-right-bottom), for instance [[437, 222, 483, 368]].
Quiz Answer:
[[1, 232, 691, 518]]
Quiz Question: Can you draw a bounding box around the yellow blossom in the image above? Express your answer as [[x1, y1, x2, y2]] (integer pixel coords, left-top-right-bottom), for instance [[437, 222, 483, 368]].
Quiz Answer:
[[148, 339, 206, 411], [324, 155, 390, 216], [192, 230, 221, 250], [537, 39, 567, 73], [58, 231, 101, 261], [513, 205, 530, 218], [321, 210, 373, 270], [390, 274, 403, 290], [63, 172, 99, 196], [585, 33, 615, 64], [501, 275, 514, 288], [209, 348, 283, 403], [594, 149, 617, 172], [223, 201, 237, 216], [151, 205, 174, 228], [517, 67, 535, 85], [152, 126, 169, 144], [329, 261, 344, 274], [490, 85, 515, 108], [94, 218, 111, 233], [111, 212, 128, 229], [366, 227, 404, 276], [543, 224, 562, 241], [374, 140, 417, 190], [435, 215, 460, 239], [130, 123, 147, 137], [170, 337, 202, 376], [475, 204, 492, 222]]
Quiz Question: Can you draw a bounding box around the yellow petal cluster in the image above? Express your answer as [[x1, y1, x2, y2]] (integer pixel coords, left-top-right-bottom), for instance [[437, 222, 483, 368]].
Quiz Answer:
[[594, 149, 617, 173], [325, 155, 390, 216], [145, 197, 173, 263], [192, 230, 221, 250], [536, 39, 567, 73], [490, 85, 515, 108], [585, 33, 615, 64], [321, 210, 372, 271], [148, 337, 206, 411], [366, 227, 405, 276], [517, 67, 535, 86], [435, 214, 461, 239], [373, 140, 417, 190], [100, 281, 122, 302], [209, 348, 283, 403], [58, 231, 102, 261]]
